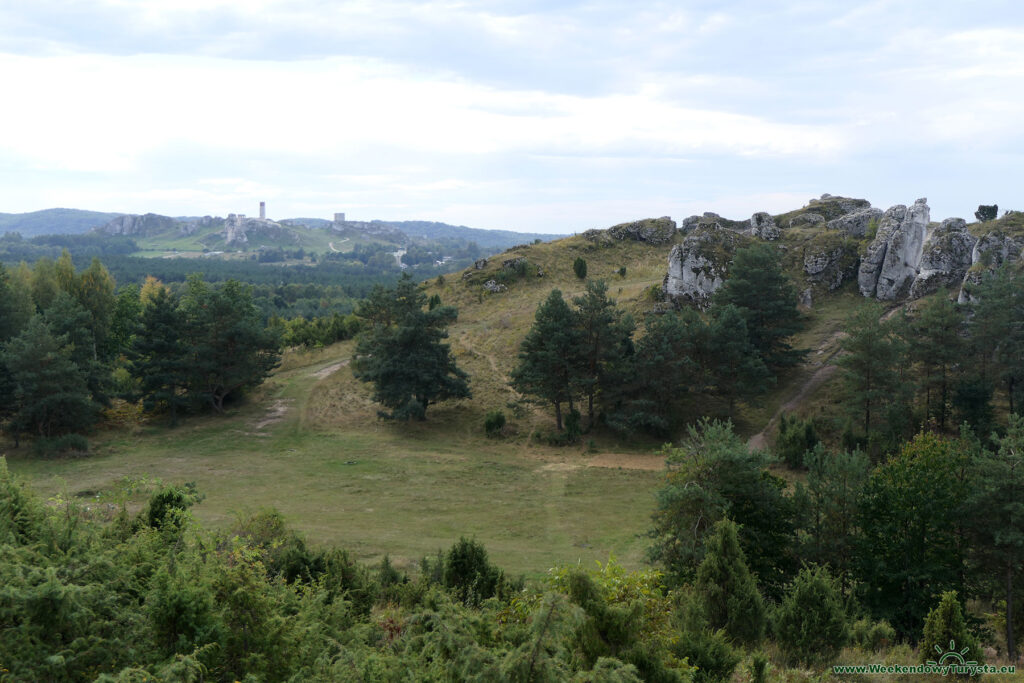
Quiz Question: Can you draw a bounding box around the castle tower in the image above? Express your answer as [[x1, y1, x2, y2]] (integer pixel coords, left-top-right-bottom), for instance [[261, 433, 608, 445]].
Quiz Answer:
[[334, 212, 346, 223], [259, 201, 266, 219]]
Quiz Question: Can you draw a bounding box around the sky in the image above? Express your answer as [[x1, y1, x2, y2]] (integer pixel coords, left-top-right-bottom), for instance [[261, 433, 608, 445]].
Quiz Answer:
[[1, 1, 1022, 233]]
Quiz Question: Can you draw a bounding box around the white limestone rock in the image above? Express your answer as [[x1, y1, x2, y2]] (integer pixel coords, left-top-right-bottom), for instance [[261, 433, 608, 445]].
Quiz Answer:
[[909, 218, 976, 299], [827, 208, 883, 237], [858, 199, 929, 300], [662, 227, 742, 308], [750, 212, 780, 240]]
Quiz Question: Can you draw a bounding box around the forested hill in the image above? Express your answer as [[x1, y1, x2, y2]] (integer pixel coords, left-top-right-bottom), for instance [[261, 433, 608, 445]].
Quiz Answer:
[[0, 208, 125, 236]]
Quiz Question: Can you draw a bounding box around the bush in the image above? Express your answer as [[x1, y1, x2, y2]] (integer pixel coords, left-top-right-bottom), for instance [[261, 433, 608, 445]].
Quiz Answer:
[[776, 414, 819, 468], [147, 483, 202, 529], [32, 434, 90, 457], [444, 537, 501, 605], [975, 204, 998, 222], [618, 266, 627, 278], [484, 409, 506, 437], [573, 257, 588, 279], [672, 629, 740, 683], [921, 591, 981, 666], [851, 617, 896, 652], [774, 565, 849, 665]]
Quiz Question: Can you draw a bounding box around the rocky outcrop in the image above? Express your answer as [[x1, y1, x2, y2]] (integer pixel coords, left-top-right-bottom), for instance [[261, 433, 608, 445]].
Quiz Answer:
[[827, 208, 883, 237], [958, 230, 1024, 302], [908, 218, 976, 298], [749, 212, 780, 240], [483, 280, 507, 293], [583, 216, 678, 245], [98, 213, 179, 236], [179, 215, 217, 237], [663, 227, 744, 308], [473, 258, 488, 270], [223, 214, 300, 247], [803, 234, 858, 291], [858, 199, 929, 300], [224, 214, 250, 245], [791, 212, 825, 228]]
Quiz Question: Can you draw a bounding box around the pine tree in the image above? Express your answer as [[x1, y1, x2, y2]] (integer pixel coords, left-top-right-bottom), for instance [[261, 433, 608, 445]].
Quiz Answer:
[[511, 289, 582, 431], [571, 281, 633, 426], [968, 416, 1024, 660], [969, 266, 1024, 414], [711, 243, 802, 368], [908, 294, 964, 429], [353, 275, 470, 420], [179, 276, 281, 413], [131, 288, 190, 426], [705, 304, 772, 409], [694, 519, 766, 646], [2, 316, 98, 443], [836, 306, 904, 439]]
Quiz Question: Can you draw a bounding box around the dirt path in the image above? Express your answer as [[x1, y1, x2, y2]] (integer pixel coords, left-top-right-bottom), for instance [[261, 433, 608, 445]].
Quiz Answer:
[[310, 359, 349, 380], [328, 238, 349, 252], [747, 331, 845, 451]]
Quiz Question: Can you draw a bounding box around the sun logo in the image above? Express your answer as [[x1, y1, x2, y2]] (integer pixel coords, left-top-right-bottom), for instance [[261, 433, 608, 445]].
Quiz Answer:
[[926, 640, 979, 669]]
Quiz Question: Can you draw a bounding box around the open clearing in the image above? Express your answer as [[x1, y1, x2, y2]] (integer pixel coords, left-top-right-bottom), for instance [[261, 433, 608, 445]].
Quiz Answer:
[[4, 345, 664, 578]]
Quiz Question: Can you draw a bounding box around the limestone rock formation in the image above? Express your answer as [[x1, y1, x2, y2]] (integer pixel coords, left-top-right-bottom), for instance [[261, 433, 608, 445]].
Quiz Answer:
[[827, 208, 883, 237], [791, 212, 825, 228], [958, 229, 1024, 302], [663, 227, 744, 308], [483, 280, 507, 293], [803, 234, 858, 291], [98, 213, 179, 236], [908, 218, 977, 298], [223, 214, 250, 245], [607, 217, 677, 244], [473, 258, 488, 270], [858, 199, 929, 300], [749, 212, 780, 240]]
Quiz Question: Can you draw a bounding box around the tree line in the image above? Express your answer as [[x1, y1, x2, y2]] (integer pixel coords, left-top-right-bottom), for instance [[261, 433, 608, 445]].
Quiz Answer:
[[0, 253, 281, 451]]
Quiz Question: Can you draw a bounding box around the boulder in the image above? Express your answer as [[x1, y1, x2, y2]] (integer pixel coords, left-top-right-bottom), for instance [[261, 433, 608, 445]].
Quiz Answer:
[[803, 237, 857, 291], [858, 199, 929, 300], [749, 212, 780, 240], [958, 230, 1024, 302], [909, 218, 976, 298], [224, 214, 249, 245], [827, 208, 883, 237], [680, 215, 701, 233], [473, 258, 488, 270], [662, 227, 743, 308], [483, 280, 507, 293]]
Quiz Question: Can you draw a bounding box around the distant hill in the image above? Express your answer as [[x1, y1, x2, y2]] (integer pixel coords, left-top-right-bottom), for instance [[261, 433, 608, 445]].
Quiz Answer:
[[0, 208, 125, 237], [380, 221, 564, 249]]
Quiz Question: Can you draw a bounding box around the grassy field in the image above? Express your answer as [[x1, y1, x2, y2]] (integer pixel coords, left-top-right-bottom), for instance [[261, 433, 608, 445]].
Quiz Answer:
[[4, 342, 666, 579]]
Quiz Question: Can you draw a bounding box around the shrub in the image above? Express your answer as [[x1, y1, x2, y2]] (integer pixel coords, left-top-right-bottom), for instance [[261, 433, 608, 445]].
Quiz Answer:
[[484, 409, 506, 437], [921, 591, 981, 666], [618, 266, 627, 278], [672, 629, 740, 683], [695, 519, 766, 646], [147, 483, 202, 529], [776, 414, 819, 468], [444, 537, 501, 605], [975, 204, 998, 222], [774, 565, 849, 665], [852, 617, 896, 651], [573, 257, 588, 279], [32, 434, 89, 457]]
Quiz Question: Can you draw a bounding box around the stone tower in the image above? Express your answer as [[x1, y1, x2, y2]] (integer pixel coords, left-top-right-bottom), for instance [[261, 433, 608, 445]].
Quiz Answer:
[[259, 201, 266, 219], [334, 212, 346, 223]]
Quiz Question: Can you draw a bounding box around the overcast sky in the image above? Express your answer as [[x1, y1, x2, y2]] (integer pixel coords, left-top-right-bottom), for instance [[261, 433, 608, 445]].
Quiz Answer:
[[1, 1, 1022, 233]]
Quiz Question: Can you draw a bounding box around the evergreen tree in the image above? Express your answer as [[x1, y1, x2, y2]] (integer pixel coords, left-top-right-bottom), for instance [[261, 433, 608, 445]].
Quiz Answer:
[[907, 294, 964, 429], [2, 316, 98, 443], [796, 446, 869, 585], [353, 275, 470, 420], [43, 291, 111, 406], [705, 304, 772, 409], [773, 565, 849, 665], [511, 289, 582, 431], [573, 257, 588, 280], [857, 432, 971, 638], [74, 256, 117, 359], [694, 519, 766, 646], [711, 243, 802, 368], [571, 281, 633, 425], [131, 288, 190, 426], [969, 265, 1024, 414], [180, 276, 282, 413], [108, 284, 142, 358], [968, 416, 1024, 659], [921, 592, 981, 668], [836, 306, 905, 440], [649, 420, 795, 595]]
